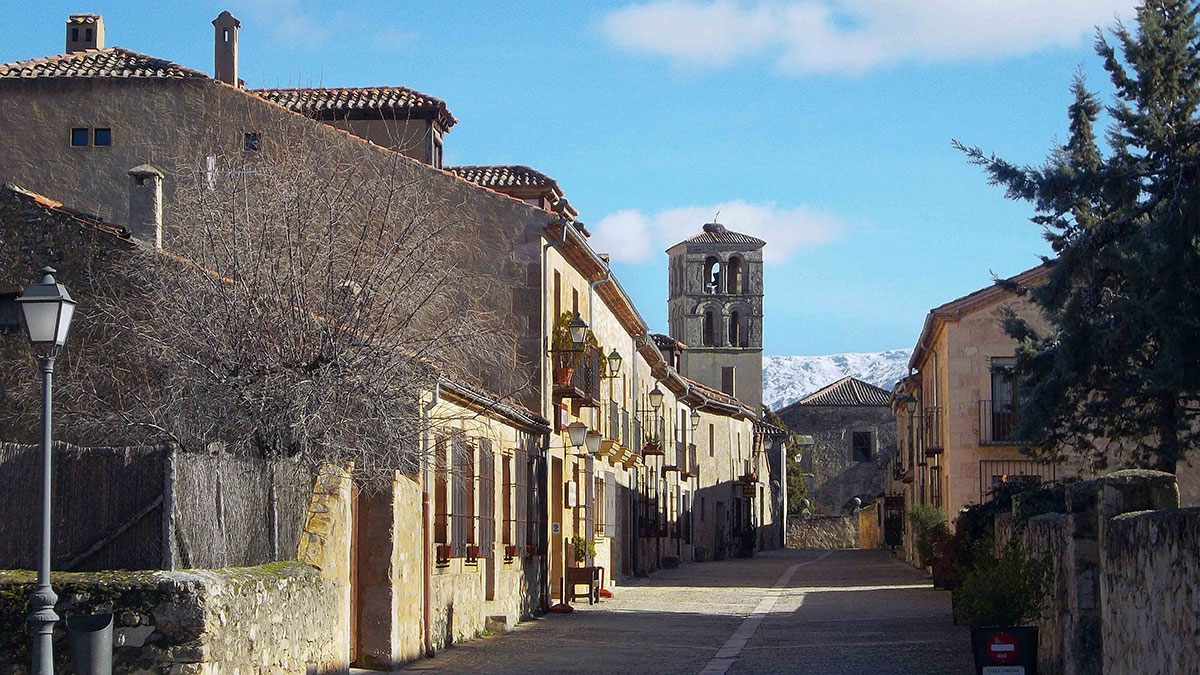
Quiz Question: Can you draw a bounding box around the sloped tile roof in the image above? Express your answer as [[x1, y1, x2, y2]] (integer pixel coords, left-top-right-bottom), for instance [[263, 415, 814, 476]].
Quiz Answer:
[[447, 165, 558, 190], [682, 222, 765, 247], [251, 86, 457, 129], [797, 376, 892, 407], [0, 47, 207, 80], [67, 14, 101, 25]]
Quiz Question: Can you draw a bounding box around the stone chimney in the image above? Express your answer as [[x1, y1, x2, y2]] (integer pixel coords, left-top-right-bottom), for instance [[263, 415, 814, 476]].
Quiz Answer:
[[212, 11, 241, 87], [66, 14, 105, 53], [128, 164, 163, 248]]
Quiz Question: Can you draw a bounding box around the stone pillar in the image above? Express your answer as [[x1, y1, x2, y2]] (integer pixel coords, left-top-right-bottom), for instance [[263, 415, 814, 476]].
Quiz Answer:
[[127, 164, 163, 248], [1064, 469, 1179, 675], [297, 464, 354, 671]]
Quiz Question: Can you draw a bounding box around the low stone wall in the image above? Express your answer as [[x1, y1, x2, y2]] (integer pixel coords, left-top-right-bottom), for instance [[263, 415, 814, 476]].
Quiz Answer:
[[1102, 507, 1200, 675], [786, 515, 858, 549], [0, 562, 344, 674]]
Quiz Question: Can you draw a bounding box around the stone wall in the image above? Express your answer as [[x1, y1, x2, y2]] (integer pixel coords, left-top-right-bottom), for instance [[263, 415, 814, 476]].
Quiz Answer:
[[1102, 507, 1200, 675], [858, 502, 881, 549], [979, 470, 1184, 675], [775, 404, 896, 514], [786, 515, 858, 549], [0, 563, 344, 674]]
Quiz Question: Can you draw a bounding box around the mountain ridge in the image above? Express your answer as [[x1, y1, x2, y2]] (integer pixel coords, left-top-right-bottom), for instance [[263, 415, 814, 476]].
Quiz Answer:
[[763, 349, 911, 410]]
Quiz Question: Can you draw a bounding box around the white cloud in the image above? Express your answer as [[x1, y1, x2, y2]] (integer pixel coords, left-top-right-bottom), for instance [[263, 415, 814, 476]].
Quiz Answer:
[[590, 200, 842, 265], [601, 0, 1135, 75]]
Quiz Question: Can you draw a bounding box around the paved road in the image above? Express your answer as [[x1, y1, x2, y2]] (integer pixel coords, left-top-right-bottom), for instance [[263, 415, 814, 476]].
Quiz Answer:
[[401, 549, 973, 674]]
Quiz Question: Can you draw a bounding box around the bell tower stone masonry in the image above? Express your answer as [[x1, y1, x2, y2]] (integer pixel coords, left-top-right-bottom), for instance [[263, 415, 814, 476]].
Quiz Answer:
[[666, 222, 764, 413]]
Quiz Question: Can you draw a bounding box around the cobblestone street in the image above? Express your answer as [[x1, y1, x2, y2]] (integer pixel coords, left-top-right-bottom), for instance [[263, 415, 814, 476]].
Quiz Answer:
[[400, 549, 972, 674]]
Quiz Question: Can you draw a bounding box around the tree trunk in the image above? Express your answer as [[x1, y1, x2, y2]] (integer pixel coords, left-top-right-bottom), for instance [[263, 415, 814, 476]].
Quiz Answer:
[[1155, 392, 1179, 474]]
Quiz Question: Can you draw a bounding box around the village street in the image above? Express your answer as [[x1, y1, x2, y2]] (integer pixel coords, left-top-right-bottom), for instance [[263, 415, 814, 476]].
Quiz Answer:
[[400, 549, 972, 674]]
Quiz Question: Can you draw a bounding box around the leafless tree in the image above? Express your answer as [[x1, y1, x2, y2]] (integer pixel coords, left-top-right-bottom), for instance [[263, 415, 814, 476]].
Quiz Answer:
[[44, 114, 523, 489]]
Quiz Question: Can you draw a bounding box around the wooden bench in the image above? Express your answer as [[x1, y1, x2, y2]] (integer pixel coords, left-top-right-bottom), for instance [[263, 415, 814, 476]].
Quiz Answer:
[[565, 565, 603, 605]]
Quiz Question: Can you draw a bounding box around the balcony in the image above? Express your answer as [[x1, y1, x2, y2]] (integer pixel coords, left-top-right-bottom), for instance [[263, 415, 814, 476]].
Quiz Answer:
[[979, 400, 1027, 445], [683, 443, 698, 478], [923, 407, 944, 455], [641, 414, 665, 455], [552, 345, 601, 405]]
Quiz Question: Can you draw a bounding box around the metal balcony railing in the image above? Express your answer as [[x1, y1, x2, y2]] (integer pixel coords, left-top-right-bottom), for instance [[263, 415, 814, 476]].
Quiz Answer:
[[979, 400, 1026, 445], [551, 345, 601, 404], [641, 414, 664, 453], [923, 407, 944, 453]]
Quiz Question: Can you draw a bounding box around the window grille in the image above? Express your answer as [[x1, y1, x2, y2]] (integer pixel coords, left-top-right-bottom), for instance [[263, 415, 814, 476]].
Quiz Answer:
[[853, 431, 873, 463], [521, 434, 540, 549]]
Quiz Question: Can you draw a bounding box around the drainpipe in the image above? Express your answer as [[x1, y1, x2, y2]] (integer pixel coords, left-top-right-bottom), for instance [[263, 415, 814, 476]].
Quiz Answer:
[[421, 382, 440, 658]]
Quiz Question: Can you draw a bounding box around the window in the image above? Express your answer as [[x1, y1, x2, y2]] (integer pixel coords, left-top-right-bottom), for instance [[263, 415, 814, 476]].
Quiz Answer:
[[93, 128, 111, 146], [450, 439, 475, 556], [72, 28, 79, 41], [71, 128, 89, 146], [478, 441, 495, 559], [553, 271, 561, 324], [85, 28, 93, 42], [709, 424, 715, 458], [432, 136, 444, 168], [594, 476, 605, 535], [244, 132, 262, 151], [502, 455, 512, 546], [433, 436, 449, 545], [0, 292, 20, 335], [721, 367, 736, 397], [853, 431, 872, 463], [703, 310, 715, 346], [989, 358, 1019, 441], [729, 311, 741, 347]]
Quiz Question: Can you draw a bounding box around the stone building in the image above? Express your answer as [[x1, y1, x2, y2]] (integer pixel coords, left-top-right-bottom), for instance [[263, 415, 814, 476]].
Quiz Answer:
[[775, 376, 896, 514], [666, 222, 765, 413], [0, 11, 782, 670]]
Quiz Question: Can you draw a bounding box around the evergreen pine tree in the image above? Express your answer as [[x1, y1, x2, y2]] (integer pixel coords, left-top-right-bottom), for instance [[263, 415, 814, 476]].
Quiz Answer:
[[955, 0, 1200, 472]]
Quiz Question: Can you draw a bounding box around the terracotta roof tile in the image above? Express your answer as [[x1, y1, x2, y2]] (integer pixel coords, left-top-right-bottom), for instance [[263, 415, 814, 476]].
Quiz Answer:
[[682, 222, 765, 247], [67, 14, 101, 25], [0, 47, 207, 80], [251, 86, 457, 129], [796, 376, 892, 407], [447, 165, 558, 189]]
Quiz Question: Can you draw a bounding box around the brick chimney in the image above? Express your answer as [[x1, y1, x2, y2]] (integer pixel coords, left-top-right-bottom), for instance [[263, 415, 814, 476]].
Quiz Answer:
[[212, 11, 241, 87], [128, 164, 163, 248], [66, 14, 104, 53]]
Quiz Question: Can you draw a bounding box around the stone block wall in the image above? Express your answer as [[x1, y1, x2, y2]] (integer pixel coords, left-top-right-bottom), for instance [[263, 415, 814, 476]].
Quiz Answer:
[[1102, 507, 1200, 675], [0, 563, 344, 674], [858, 502, 881, 549], [786, 515, 858, 549]]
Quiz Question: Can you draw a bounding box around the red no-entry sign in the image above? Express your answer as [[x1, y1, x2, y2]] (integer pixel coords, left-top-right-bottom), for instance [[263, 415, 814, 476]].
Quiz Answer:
[[988, 632, 1019, 664]]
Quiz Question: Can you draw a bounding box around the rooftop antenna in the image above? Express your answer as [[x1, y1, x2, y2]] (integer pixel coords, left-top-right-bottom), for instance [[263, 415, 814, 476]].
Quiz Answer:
[[713, 210, 720, 222]]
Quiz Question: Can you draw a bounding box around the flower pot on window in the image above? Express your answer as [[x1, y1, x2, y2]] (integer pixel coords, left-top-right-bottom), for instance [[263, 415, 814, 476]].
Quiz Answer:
[[466, 545, 480, 562], [435, 544, 452, 564], [525, 545, 539, 557], [504, 545, 518, 560], [554, 367, 574, 386]]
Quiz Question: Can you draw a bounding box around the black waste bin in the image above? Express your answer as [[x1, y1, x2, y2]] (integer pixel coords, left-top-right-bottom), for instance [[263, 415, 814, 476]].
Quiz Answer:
[[66, 612, 113, 675]]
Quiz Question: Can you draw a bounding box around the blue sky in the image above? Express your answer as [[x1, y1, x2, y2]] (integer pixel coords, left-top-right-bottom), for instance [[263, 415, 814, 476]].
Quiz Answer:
[[2, 1, 1136, 355]]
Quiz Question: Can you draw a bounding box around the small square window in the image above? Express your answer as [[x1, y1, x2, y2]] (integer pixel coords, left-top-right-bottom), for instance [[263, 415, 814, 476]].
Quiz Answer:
[[71, 128, 89, 146], [244, 132, 262, 151], [852, 432, 873, 463], [93, 128, 111, 146]]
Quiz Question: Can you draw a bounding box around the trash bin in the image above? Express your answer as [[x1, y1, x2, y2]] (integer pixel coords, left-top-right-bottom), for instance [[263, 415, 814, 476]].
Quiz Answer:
[[66, 612, 113, 675]]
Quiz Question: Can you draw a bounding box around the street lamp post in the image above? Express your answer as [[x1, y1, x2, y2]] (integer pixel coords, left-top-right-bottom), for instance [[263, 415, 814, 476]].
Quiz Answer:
[[17, 267, 76, 674]]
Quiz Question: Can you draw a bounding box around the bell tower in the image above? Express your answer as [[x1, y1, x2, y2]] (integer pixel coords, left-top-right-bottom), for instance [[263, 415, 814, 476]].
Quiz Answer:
[[666, 222, 764, 413]]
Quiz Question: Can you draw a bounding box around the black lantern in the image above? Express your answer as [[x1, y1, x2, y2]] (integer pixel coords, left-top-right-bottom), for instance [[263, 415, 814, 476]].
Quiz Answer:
[[606, 349, 622, 377], [648, 385, 664, 410], [568, 313, 589, 346], [17, 267, 76, 349]]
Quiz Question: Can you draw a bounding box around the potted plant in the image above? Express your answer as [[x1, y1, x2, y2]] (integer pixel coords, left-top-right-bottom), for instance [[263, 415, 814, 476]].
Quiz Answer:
[[525, 544, 539, 558], [954, 540, 1051, 674], [909, 503, 947, 567], [551, 312, 579, 385], [571, 535, 596, 566]]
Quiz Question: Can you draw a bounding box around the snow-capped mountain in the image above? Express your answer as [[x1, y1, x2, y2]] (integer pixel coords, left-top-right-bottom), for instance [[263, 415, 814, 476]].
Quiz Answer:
[[763, 349, 912, 410]]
